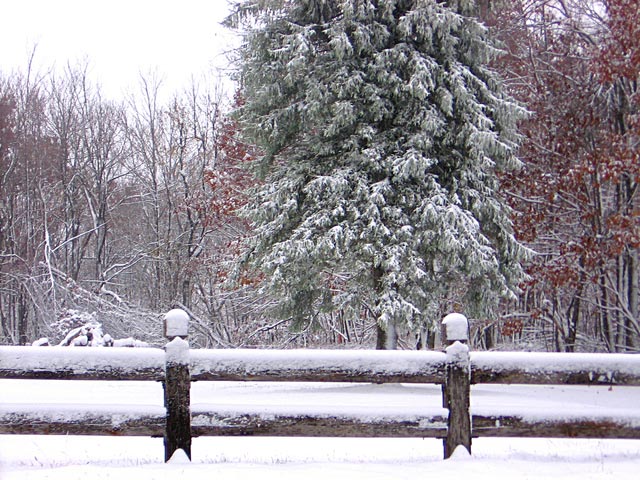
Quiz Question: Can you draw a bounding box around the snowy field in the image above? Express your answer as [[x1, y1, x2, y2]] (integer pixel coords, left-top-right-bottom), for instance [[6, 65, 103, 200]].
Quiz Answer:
[[1, 379, 640, 479]]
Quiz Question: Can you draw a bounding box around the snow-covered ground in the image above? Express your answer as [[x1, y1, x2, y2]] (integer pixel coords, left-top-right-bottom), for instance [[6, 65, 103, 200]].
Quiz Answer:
[[1, 379, 640, 479]]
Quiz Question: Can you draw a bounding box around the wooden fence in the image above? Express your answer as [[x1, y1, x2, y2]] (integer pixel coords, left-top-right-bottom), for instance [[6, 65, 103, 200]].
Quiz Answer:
[[1, 310, 640, 462]]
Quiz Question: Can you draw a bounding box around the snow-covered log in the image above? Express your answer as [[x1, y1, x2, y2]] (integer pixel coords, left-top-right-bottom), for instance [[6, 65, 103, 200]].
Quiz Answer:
[[471, 352, 640, 386], [472, 411, 640, 439], [189, 349, 448, 384], [0, 346, 164, 380], [0, 404, 165, 436], [191, 405, 448, 438]]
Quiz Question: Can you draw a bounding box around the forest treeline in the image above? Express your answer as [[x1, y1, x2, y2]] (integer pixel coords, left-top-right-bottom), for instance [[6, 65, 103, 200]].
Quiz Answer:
[[0, 0, 638, 351]]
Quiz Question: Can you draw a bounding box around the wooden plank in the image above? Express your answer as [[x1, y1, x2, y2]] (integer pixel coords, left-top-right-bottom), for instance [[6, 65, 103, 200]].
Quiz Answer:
[[471, 352, 640, 386], [472, 414, 640, 439], [190, 349, 448, 384], [0, 406, 165, 436], [191, 408, 448, 438], [0, 346, 165, 381]]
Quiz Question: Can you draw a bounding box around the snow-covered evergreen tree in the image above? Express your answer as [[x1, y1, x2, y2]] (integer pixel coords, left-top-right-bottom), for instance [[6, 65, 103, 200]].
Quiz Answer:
[[227, 0, 530, 349]]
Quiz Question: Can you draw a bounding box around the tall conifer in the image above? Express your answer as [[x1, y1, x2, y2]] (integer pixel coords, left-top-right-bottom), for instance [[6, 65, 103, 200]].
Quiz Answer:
[[227, 0, 529, 348]]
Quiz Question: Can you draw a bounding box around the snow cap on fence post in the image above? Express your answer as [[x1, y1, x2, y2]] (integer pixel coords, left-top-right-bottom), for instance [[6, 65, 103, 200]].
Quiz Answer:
[[442, 313, 468, 345], [164, 308, 189, 339]]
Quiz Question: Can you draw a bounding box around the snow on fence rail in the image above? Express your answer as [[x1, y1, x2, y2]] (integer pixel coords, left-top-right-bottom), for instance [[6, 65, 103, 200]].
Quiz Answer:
[[1, 309, 640, 461]]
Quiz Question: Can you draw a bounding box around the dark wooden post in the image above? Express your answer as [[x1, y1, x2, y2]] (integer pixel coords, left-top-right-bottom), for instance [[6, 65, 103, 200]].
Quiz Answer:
[[163, 308, 192, 462], [441, 313, 471, 459]]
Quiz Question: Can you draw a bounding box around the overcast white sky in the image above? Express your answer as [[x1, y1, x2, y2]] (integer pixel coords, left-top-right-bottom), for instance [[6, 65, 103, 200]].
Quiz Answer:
[[0, 0, 237, 99]]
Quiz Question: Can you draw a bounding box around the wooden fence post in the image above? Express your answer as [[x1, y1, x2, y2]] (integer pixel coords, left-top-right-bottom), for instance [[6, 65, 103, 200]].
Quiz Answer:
[[441, 313, 471, 459], [163, 308, 192, 462]]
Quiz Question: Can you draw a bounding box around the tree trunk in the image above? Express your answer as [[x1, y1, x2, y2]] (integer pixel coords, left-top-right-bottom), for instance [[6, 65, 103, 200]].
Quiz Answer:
[[626, 248, 638, 350], [376, 323, 387, 350], [615, 253, 626, 351], [599, 272, 614, 352], [565, 283, 584, 353], [372, 265, 397, 350]]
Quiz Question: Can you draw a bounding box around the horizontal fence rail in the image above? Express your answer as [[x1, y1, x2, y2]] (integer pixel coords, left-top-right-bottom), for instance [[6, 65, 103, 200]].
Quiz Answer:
[[471, 351, 640, 386], [472, 411, 640, 439], [189, 349, 448, 384], [1, 310, 640, 461], [0, 404, 166, 436], [5, 348, 639, 386], [190, 405, 448, 438], [0, 346, 165, 381]]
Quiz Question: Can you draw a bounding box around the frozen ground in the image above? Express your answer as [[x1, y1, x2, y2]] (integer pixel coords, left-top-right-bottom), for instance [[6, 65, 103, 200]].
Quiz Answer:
[[1, 379, 640, 479]]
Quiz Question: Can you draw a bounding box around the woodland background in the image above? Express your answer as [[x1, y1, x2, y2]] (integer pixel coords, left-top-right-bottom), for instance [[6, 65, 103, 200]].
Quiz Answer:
[[0, 0, 638, 352]]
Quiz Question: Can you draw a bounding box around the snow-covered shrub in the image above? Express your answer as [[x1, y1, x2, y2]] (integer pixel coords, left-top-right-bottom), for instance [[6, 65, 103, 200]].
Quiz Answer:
[[58, 322, 106, 347], [50, 309, 98, 341], [32, 309, 149, 347], [112, 337, 149, 348]]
